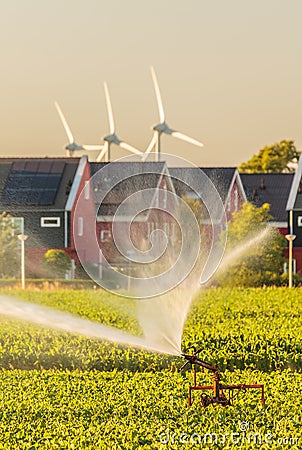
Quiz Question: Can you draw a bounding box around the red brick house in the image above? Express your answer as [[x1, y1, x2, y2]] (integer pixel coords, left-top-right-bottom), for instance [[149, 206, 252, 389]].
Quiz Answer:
[[89, 161, 177, 278]]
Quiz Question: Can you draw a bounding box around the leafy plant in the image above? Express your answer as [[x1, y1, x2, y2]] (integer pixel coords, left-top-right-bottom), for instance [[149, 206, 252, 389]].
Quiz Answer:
[[216, 203, 286, 287], [0, 287, 301, 448], [42, 249, 72, 279]]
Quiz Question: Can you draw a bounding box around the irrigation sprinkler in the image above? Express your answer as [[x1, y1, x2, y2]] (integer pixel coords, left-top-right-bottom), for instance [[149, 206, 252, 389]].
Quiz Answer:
[[180, 348, 265, 408]]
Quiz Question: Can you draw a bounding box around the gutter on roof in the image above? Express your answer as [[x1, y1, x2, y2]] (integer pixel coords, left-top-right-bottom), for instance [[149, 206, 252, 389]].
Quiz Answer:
[[164, 167, 177, 194], [286, 158, 302, 210], [223, 171, 234, 209], [2, 208, 66, 212], [269, 221, 287, 228], [202, 168, 237, 222], [234, 170, 247, 202], [65, 155, 88, 212]]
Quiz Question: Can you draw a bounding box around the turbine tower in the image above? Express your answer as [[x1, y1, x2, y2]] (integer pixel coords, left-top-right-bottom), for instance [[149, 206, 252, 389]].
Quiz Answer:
[[54, 101, 103, 157], [96, 82, 142, 162], [142, 66, 204, 162]]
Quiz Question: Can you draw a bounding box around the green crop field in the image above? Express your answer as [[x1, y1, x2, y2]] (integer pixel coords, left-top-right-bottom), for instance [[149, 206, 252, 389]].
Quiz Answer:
[[0, 288, 301, 449]]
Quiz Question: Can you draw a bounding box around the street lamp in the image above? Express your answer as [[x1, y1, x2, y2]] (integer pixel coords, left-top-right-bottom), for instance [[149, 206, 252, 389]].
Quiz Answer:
[[285, 233, 296, 288], [18, 234, 28, 289]]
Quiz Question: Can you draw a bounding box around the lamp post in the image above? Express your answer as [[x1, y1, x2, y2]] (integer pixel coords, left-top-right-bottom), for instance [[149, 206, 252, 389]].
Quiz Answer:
[[18, 234, 28, 289], [285, 233, 296, 288]]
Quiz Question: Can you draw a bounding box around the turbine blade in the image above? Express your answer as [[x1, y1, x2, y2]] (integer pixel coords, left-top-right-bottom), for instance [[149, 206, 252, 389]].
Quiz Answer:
[[141, 132, 157, 161], [119, 141, 142, 155], [96, 142, 108, 162], [104, 82, 115, 134], [82, 145, 104, 151], [171, 131, 204, 147], [150, 66, 165, 123], [54, 101, 74, 144]]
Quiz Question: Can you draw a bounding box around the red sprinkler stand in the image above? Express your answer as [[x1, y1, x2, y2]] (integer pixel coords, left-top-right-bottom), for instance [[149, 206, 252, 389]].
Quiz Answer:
[[180, 349, 265, 408]]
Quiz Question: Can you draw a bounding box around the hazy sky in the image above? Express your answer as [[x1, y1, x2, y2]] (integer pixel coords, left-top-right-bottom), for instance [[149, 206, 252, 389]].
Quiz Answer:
[[1, 0, 302, 167]]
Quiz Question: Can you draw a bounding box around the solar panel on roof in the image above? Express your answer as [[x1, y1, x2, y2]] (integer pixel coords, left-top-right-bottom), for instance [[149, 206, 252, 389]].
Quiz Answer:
[[1, 161, 64, 206], [27, 190, 41, 204], [39, 190, 57, 205], [12, 161, 26, 171], [7, 175, 31, 190], [51, 161, 65, 173], [38, 160, 53, 172], [45, 174, 61, 189], [25, 161, 39, 172], [1, 189, 16, 204]]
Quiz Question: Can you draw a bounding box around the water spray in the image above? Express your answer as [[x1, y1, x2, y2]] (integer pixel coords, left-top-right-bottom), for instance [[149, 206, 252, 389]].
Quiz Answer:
[[1, 153, 270, 412], [180, 348, 265, 408]]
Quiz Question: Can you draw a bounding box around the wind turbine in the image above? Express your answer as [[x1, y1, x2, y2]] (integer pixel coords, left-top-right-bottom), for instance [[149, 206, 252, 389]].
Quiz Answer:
[[96, 82, 142, 162], [54, 101, 103, 157], [142, 66, 204, 162]]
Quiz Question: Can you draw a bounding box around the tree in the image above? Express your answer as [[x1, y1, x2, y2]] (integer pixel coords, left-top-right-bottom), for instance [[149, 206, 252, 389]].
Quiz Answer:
[[216, 202, 286, 286], [43, 249, 72, 278], [182, 197, 204, 226], [0, 212, 19, 278], [239, 140, 300, 173]]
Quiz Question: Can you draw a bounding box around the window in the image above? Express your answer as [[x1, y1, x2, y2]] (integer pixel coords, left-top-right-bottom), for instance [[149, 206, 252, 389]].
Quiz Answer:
[[41, 217, 60, 227], [78, 217, 83, 236], [11, 217, 24, 235], [84, 181, 90, 200], [297, 216, 302, 227], [100, 230, 111, 242], [284, 259, 296, 274]]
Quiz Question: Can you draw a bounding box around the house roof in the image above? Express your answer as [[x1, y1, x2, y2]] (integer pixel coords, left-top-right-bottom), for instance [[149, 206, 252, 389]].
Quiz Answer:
[[0, 157, 80, 211], [168, 167, 237, 204], [90, 161, 167, 216], [90, 161, 166, 180], [240, 173, 294, 222]]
